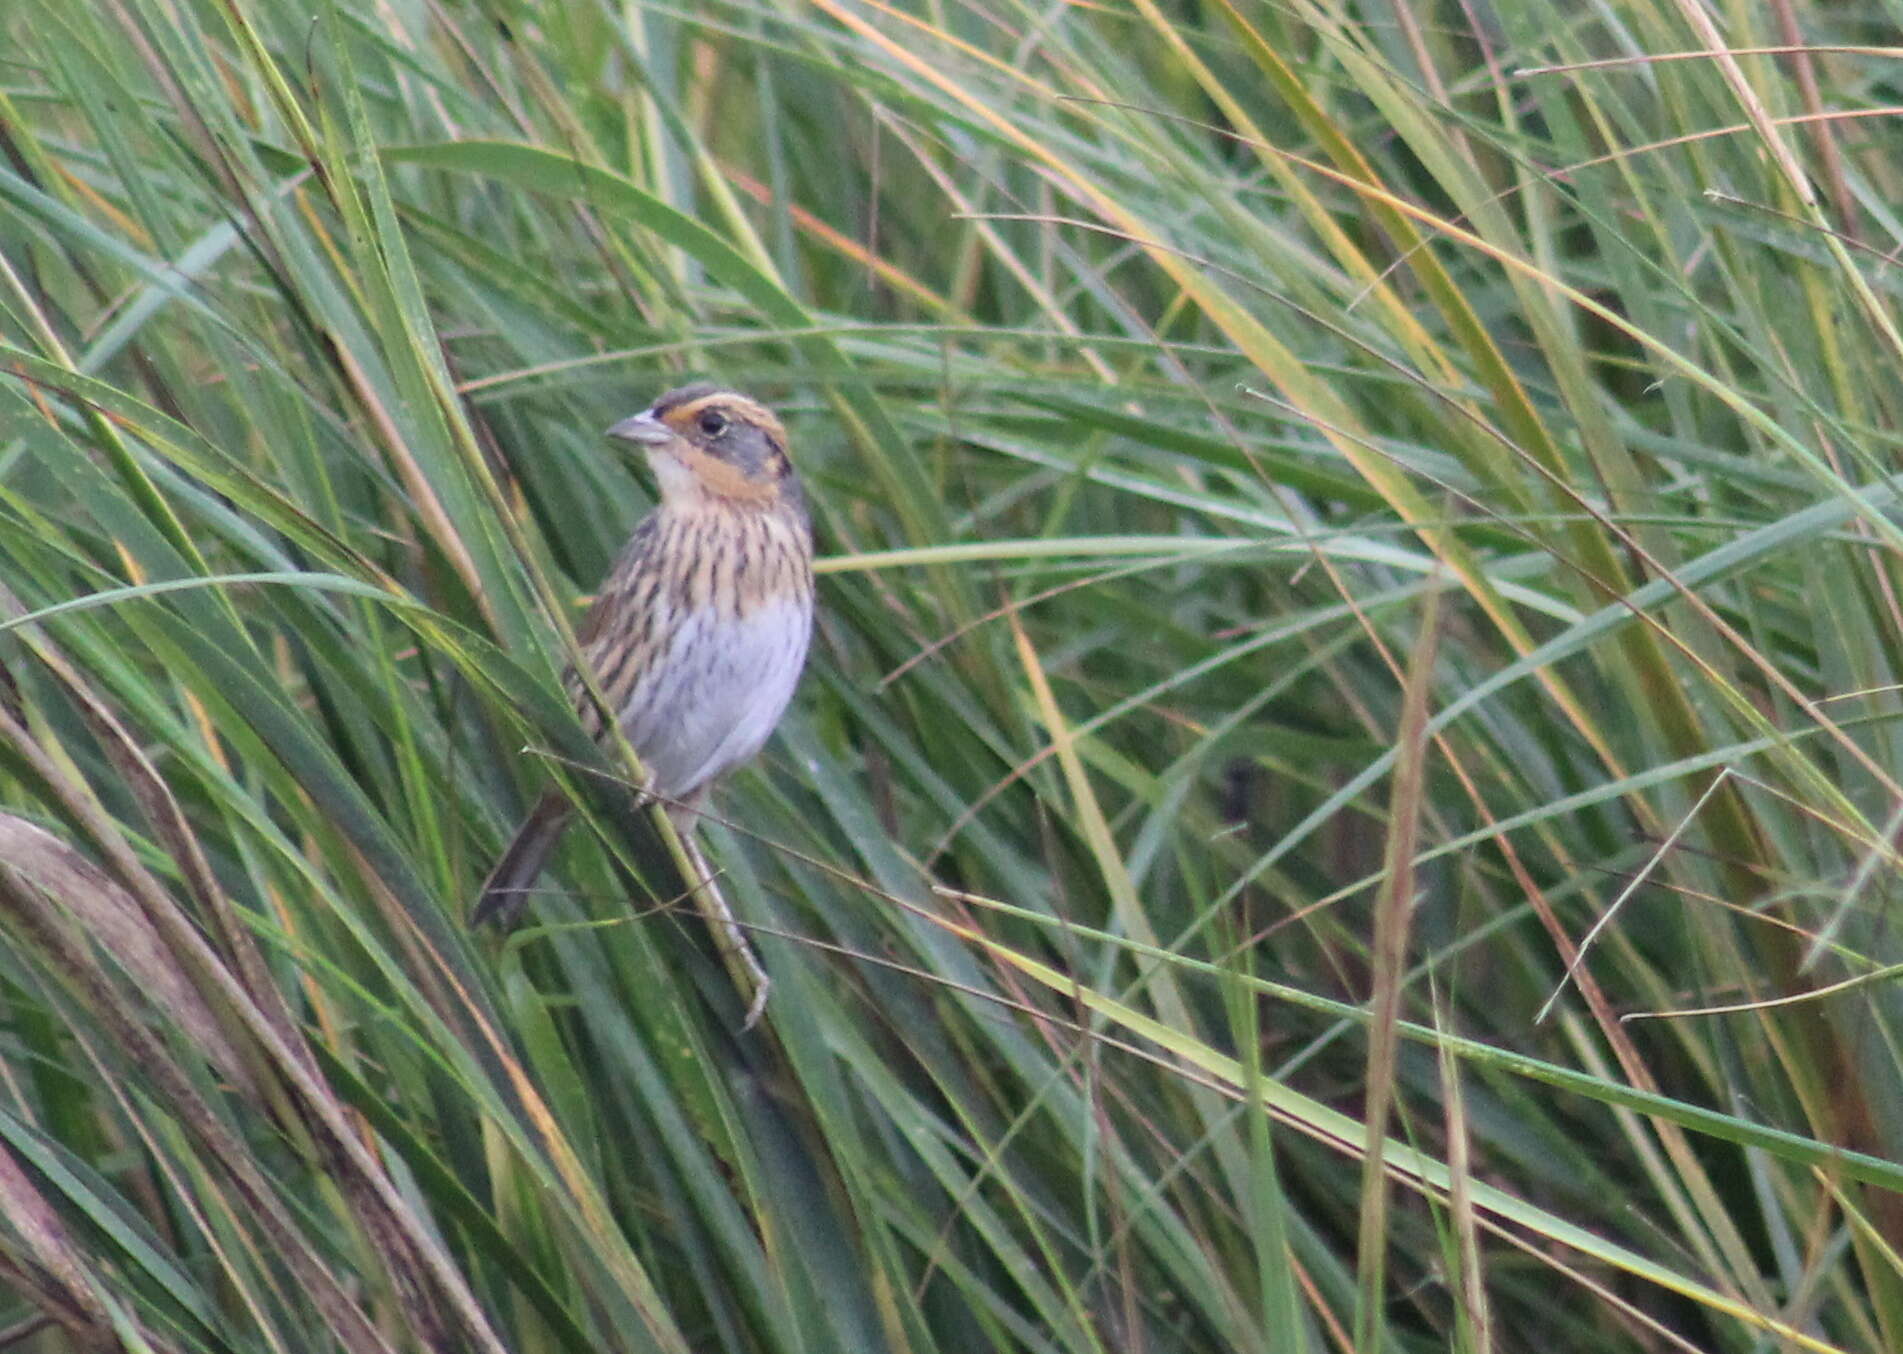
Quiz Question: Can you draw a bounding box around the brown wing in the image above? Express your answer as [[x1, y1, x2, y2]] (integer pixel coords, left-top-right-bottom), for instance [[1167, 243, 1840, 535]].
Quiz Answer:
[[576, 514, 662, 647]]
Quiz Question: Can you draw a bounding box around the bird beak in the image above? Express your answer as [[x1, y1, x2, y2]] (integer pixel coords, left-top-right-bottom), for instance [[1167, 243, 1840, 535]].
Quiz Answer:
[[605, 409, 674, 446]]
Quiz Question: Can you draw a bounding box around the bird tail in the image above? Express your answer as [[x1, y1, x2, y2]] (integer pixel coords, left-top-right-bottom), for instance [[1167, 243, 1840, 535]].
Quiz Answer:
[[470, 791, 572, 929]]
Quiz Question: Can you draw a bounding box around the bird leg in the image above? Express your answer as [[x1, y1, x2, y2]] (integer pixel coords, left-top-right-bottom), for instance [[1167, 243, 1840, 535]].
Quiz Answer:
[[663, 799, 772, 1030]]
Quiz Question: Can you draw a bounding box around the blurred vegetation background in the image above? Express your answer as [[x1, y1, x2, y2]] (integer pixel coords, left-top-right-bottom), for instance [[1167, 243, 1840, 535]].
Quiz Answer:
[[2, 0, 1902, 1350]]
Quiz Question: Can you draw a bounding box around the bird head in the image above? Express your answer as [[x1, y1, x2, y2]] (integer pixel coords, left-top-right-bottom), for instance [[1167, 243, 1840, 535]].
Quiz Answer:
[[606, 384, 797, 508]]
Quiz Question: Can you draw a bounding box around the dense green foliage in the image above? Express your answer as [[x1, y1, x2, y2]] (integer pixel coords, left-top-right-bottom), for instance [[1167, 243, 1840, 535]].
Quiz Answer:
[[2, 0, 1901, 1350]]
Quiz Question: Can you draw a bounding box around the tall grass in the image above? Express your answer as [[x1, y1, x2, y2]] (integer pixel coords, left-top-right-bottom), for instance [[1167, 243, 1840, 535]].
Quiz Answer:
[[2, 0, 1901, 1350]]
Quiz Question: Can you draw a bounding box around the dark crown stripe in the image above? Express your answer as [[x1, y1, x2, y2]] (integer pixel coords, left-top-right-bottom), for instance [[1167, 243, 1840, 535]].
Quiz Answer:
[[649, 381, 721, 416]]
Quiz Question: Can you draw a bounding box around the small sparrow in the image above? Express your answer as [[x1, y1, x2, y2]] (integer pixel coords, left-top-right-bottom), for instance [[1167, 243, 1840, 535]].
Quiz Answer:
[[472, 384, 814, 933]]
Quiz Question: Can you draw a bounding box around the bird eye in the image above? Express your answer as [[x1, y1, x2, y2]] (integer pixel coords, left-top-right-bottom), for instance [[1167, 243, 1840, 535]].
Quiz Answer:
[[698, 409, 729, 437]]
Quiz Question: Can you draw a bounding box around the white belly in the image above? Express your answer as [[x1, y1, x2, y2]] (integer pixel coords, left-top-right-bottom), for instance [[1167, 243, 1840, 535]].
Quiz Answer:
[[614, 597, 811, 800]]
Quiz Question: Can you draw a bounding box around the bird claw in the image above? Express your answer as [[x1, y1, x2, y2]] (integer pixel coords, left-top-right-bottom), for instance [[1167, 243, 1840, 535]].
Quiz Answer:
[[739, 973, 772, 1032]]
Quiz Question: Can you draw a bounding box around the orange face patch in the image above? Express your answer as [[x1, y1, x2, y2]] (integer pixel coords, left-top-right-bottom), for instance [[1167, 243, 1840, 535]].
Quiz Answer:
[[675, 443, 780, 502], [652, 391, 792, 501], [661, 393, 787, 446]]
